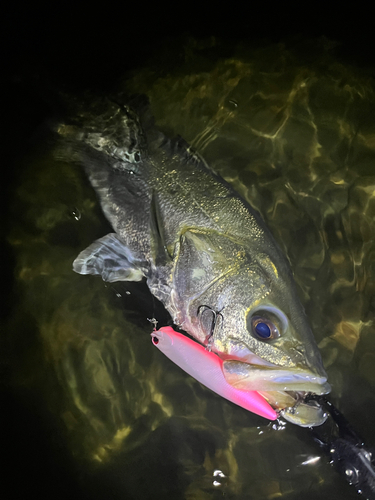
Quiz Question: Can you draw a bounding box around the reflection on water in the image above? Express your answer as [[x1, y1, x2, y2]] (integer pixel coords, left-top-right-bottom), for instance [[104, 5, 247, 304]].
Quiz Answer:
[[5, 38, 375, 499]]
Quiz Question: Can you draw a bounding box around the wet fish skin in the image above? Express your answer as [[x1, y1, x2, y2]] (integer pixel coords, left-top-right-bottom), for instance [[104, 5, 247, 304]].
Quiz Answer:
[[56, 94, 330, 407]]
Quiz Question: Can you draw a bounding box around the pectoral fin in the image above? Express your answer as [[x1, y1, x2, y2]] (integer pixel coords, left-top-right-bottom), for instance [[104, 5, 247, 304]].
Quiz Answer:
[[73, 233, 144, 282]]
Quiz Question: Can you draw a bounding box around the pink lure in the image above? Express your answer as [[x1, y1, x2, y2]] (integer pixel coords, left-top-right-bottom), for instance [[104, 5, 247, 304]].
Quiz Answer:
[[151, 327, 277, 420]]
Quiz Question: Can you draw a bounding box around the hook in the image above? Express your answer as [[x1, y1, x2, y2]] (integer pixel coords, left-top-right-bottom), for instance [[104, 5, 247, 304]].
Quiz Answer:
[[197, 305, 224, 350]]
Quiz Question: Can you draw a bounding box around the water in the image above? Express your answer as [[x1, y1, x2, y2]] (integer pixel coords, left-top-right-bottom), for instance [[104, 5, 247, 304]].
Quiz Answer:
[[3, 38, 375, 499]]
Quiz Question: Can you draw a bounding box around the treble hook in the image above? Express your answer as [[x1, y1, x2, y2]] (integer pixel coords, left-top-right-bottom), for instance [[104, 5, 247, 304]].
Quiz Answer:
[[197, 305, 224, 350]]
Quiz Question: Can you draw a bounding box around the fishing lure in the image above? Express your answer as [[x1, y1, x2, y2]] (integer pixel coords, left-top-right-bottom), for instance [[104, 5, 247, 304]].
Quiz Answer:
[[151, 326, 277, 420]]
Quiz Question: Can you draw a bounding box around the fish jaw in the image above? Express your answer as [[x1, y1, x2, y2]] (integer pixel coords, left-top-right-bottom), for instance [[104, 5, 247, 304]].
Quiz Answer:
[[208, 327, 331, 426], [222, 359, 331, 395], [220, 356, 330, 426], [218, 334, 330, 398]]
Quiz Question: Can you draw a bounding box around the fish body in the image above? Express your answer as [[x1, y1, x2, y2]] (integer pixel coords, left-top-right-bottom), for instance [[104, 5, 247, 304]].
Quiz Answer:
[[56, 95, 330, 425], [151, 326, 277, 420]]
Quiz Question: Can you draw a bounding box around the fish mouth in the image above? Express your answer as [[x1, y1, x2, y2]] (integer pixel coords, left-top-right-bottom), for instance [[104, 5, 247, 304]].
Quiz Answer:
[[223, 360, 330, 393], [222, 357, 331, 415]]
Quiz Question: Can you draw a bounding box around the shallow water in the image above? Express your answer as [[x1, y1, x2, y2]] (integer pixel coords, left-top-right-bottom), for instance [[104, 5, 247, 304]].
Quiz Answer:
[[4, 38, 375, 499]]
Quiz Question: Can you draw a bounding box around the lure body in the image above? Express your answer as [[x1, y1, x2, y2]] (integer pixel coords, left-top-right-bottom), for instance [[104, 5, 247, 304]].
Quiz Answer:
[[151, 327, 277, 420]]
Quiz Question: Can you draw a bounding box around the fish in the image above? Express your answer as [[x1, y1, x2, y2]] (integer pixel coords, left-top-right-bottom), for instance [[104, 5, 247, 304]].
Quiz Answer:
[[55, 94, 330, 426], [151, 326, 278, 420]]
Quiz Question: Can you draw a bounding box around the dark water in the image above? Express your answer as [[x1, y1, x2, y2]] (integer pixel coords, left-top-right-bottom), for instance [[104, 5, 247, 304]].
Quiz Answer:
[[3, 16, 375, 500]]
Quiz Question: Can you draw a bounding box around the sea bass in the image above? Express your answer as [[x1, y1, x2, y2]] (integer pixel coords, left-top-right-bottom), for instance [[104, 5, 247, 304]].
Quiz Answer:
[[55, 94, 330, 425]]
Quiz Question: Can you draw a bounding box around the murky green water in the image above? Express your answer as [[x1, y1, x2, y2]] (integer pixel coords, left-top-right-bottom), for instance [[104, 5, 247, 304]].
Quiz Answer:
[[4, 38, 375, 499]]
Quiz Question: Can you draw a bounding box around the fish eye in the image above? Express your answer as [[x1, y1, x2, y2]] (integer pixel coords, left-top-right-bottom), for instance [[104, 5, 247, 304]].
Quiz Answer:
[[248, 315, 280, 341]]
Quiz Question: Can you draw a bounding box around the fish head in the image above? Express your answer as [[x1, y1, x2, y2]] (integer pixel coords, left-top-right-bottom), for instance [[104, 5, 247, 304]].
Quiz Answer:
[[213, 269, 330, 393], [170, 230, 330, 424]]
